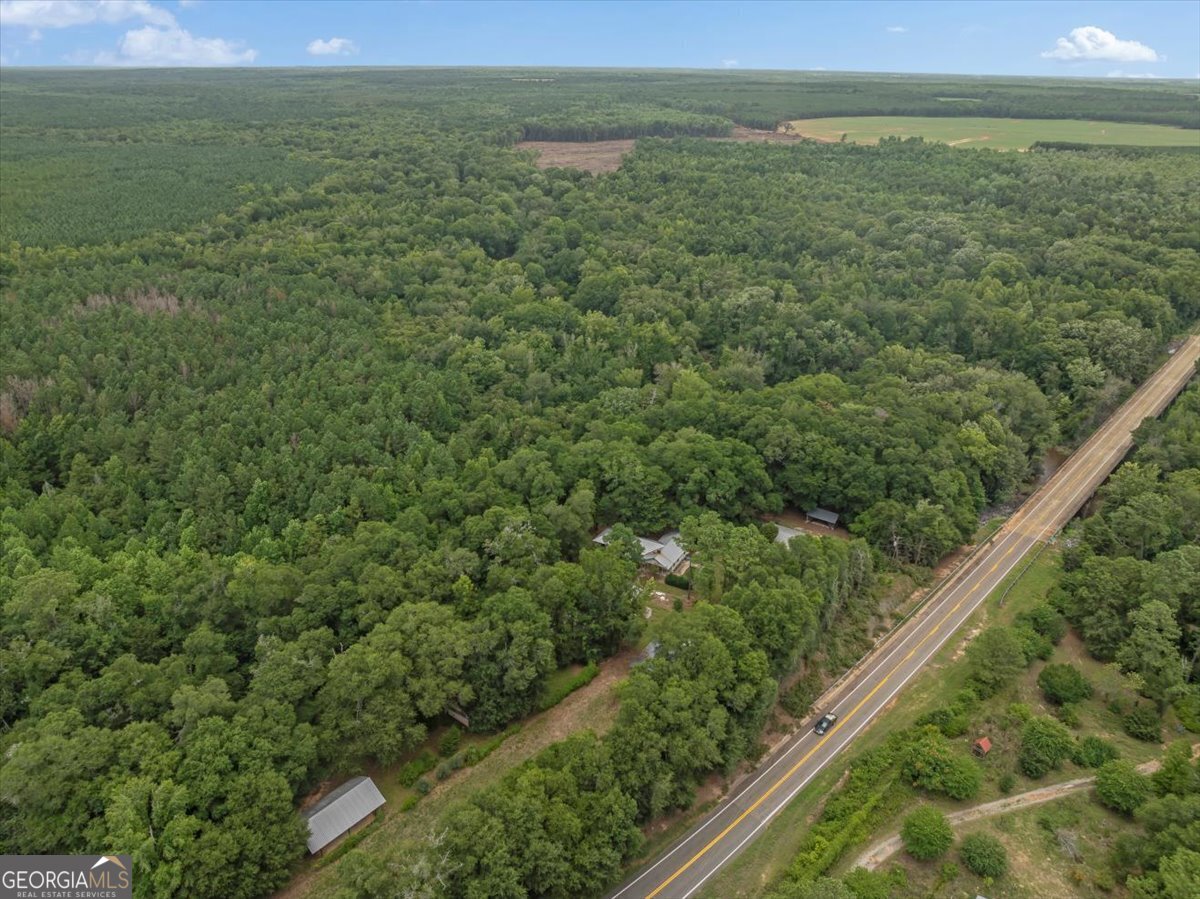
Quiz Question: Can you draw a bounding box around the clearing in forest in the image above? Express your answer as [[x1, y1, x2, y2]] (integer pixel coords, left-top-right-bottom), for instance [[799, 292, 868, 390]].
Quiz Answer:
[[515, 138, 637, 174], [784, 115, 1200, 150], [517, 126, 813, 173]]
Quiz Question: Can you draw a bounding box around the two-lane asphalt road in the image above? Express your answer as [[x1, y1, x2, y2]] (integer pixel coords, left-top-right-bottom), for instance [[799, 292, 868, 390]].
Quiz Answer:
[[611, 335, 1200, 899]]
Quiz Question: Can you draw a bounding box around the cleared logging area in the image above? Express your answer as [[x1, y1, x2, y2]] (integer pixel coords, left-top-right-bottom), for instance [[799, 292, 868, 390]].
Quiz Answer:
[[517, 126, 814, 173]]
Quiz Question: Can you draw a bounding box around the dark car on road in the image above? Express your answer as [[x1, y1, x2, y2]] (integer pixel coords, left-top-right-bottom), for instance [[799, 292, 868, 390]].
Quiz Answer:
[[813, 713, 838, 735]]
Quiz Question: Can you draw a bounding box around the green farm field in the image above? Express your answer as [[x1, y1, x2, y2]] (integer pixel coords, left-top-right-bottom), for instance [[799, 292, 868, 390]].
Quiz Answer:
[[786, 115, 1200, 150]]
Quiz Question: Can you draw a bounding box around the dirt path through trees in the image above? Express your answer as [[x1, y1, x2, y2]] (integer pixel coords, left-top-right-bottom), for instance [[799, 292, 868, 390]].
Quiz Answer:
[[276, 645, 634, 898], [851, 753, 1188, 871]]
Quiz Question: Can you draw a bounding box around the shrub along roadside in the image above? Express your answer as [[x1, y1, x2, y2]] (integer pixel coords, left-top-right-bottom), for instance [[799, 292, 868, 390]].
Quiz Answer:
[[902, 726, 982, 801], [1037, 663, 1092, 706], [397, 751, 437, 788], [766, 729, 919, 891], [959, 832, 1007, 878], [780, 667, 825, 719], [1017, 715, 1074, 778], [901, 806, 954, 861], [1095, 759, 1152, 815]]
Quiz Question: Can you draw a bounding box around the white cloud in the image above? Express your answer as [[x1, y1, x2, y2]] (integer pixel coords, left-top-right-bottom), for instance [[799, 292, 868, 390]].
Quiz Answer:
[[3, 0, 257, 66], [885, 25, 907, 33], [1107, 70, 1163, 79], [0, 0, 175, 29], [306, 36, 357, 56], [92, 24, 256, 65], [1042, 26, 1159, 63], [720, 58, 738, 68]]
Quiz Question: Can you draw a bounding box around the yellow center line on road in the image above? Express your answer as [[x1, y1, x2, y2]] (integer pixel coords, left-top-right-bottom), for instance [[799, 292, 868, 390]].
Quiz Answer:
[[638, 339, 1199, 899], [644, 561, 988, 897], [651, 538, 1051, 898]]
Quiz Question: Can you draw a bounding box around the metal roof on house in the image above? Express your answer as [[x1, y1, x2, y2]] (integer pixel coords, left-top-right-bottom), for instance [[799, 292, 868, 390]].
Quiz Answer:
[[637, 536, 666, 556], [593, 525, 690, 573], [805, 508, 840, 527], [303, 776, 386, 854], [647, 531, 687, 571]]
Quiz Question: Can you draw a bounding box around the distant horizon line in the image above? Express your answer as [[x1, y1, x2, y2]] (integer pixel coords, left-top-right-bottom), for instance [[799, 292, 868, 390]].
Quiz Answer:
[[2, 63, 1199, 81]]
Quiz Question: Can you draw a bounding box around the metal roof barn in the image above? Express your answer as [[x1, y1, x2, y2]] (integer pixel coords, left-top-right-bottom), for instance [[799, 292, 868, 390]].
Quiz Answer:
[[805, 508, 840, 528], [303, 776, 386, 854]]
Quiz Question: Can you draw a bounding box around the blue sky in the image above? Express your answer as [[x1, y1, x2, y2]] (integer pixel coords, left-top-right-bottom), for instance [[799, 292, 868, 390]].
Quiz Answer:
[[1, 1, 1197, 78]]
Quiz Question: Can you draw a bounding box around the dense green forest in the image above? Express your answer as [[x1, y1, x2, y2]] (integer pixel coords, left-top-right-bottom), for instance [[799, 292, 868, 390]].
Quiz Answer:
[[1060, 385, 1200, 712], [1, 70, 1198, 899]]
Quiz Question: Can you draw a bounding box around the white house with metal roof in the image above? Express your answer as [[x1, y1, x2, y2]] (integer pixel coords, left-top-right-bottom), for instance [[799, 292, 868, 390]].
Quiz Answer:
[[303, 776, 386, 855], [593, 526, 690, 575]]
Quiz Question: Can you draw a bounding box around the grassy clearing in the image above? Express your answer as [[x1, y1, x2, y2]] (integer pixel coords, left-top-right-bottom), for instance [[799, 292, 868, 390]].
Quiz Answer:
[[785, 116, 1200, 150], [836, 544, 1161, 842], [884, 793, 1129, 898]]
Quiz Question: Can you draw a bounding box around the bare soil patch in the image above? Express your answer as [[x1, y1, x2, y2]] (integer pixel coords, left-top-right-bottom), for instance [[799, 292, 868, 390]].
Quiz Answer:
[[714, 125, 824, 144], [517, 125, 818, 174], [769, 509, 854, 542], [515, 138, 636, 174], [932, 544, 972, 579]]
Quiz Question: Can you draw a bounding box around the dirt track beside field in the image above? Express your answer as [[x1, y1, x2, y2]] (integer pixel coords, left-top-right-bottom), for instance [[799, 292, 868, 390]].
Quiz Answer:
[[852, 749, 1197, 871]]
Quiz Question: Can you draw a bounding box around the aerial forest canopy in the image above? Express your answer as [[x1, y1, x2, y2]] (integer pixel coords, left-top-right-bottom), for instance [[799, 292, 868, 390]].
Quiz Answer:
[[0, 69, 1198, 899]]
